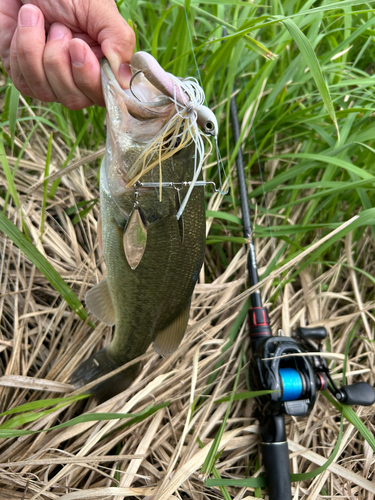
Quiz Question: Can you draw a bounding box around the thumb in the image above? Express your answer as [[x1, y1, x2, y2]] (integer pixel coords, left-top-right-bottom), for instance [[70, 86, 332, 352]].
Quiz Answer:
[[89, 1, 135, 88]]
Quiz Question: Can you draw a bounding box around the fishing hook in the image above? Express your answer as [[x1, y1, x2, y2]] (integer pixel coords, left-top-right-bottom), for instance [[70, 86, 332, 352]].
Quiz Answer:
[[129, 70, 143, 102]]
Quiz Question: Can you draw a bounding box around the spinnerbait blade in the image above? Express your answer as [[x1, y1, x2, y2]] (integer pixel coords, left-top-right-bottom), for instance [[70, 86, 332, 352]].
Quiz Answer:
[[123, 207, 147, 270]]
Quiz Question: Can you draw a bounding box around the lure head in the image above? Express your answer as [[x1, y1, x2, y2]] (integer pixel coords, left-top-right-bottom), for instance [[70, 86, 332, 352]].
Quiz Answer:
[[196, 105, 218, 137]]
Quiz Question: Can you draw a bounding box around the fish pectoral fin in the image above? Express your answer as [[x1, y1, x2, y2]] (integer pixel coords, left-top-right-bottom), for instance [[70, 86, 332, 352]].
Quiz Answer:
[[85, 278, 116, 326], [153, 305, 190, 357]]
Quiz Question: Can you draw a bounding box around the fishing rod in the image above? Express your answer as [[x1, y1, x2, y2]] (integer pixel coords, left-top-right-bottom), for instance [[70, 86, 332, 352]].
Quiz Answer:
[[230, 95, 375, 500]]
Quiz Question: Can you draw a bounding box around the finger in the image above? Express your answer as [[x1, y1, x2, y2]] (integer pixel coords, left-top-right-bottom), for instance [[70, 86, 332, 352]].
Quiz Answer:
[[44, 23, 93, 110], [72, 33, 104, 62], [69, 38, 104, 107], [90, 45, 104, 60], [16, 4, 57, 102], [84, 0, 135, 88], [9, 29, 36, 97], [0, 0, 22, 76]]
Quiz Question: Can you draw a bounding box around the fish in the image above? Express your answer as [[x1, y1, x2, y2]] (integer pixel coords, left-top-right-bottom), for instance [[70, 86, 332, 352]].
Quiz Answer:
[[70, 52, 219, 401]]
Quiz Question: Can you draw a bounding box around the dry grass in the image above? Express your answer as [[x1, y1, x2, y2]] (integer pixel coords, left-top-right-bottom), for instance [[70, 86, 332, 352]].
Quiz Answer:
[[1, 94, 375, 500]]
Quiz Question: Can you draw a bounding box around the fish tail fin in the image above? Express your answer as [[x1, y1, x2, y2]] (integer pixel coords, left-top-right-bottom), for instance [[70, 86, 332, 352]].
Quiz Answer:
[[69, 348, 140, 402]]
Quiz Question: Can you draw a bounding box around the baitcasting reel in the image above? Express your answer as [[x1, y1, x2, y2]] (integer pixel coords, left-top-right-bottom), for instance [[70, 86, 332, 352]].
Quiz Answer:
[[248, 307, 375, 500], [250, 321, 375, 417]]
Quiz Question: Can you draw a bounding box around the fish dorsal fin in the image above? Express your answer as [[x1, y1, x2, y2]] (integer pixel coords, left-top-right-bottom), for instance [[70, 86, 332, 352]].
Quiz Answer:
[[153, 305, 190, 357], [85, 279, 115, 326]]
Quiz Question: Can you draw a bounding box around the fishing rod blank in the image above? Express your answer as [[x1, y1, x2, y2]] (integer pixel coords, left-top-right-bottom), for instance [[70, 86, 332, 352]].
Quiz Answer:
[[230, 94, 291, 500], [230, 90, 375, 500]]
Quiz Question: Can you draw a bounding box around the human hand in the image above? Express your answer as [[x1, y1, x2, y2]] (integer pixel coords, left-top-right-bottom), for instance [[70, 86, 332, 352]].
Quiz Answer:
[[0, 0, 135, 109]]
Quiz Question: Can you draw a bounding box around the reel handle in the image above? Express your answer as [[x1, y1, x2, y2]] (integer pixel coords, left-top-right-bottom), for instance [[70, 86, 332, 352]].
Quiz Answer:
[[337, 382, 375, 406], [296, 326, 327, 342]]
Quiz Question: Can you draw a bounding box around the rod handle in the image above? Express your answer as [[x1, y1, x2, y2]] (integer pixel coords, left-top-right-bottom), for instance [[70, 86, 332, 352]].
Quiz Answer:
[[261, 441, 292, 500]]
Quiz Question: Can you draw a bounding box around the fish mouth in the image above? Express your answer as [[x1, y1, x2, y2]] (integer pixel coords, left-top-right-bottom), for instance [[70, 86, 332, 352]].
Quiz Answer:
[[101, 57, 197, 193], [101, 58, 175, 124]]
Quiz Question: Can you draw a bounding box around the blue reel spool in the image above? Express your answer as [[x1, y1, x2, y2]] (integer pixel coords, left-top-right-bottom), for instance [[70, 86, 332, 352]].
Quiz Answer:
[[279, 368, 304, 402]]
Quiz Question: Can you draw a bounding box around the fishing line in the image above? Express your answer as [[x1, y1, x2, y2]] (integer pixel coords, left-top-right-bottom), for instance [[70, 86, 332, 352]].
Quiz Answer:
[[183, 6, 228, 198], [214, 138, 229, 195], [184, 6, 205, 101]]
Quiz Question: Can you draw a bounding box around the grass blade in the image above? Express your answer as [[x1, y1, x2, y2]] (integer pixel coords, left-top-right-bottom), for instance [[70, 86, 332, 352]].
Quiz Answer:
[[280, 17, 339, 138], [0, 132, 20, 208], [40, 132, 53, 241], [0, 394, 89, 417], [0, 403, 169, 438], [0, 211, 91, 324], [206, 416, 343, 486], [201, 347, 243, 477], [9, 84, 19, 150]]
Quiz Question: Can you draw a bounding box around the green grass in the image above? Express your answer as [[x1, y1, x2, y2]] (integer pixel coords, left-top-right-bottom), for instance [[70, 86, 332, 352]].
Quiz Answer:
[[2, 0, 375, 283], [1, 0, 375, 496]]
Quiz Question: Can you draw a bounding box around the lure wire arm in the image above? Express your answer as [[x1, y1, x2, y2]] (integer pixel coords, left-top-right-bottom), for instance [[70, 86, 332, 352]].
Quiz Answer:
[[135, 180, 223, 193]]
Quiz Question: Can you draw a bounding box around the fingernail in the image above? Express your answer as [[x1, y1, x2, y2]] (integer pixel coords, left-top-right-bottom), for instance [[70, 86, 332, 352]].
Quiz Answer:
[[118, 63, 132, 88], [70, 42, 85, 67], [19, 5, 39, 27], [48, 23, 67, 41]]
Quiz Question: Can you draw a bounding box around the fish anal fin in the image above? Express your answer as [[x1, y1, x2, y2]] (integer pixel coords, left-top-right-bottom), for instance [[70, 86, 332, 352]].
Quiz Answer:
[[153, 305, 190, 357], [85, 278, 115, 326]]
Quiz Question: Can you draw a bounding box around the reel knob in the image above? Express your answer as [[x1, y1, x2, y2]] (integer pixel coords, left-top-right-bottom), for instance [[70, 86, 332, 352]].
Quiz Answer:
[[337, 383, 375, 406], [296, 326, 327, 341]]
